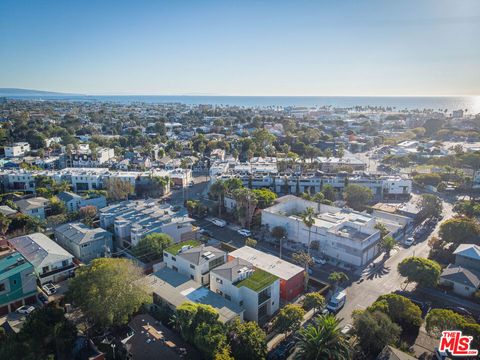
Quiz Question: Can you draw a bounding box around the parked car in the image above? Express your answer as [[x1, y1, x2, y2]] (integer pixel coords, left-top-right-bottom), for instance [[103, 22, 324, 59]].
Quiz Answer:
[[445, 306, 473, 318], [199, 228, 212, 237], [269, 340, 296, 360], [42, 283, 57, 295], [237, 229, 252, 237], [312, 257, 327, 265], [405, 237, 415, 246], [210, 218, 227, 227], [37, 293, 49, 305], [16, 305, 35, 315]]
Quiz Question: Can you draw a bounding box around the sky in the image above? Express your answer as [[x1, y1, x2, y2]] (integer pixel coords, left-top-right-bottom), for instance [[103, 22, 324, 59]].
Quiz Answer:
[[0, 0, 479, 96]]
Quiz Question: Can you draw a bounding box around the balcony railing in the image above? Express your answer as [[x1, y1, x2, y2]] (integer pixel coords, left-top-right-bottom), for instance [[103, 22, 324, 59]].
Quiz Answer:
[[258, 291, 271, 304]]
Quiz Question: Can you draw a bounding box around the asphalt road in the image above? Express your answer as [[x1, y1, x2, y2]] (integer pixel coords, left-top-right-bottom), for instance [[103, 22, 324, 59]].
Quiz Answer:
[[336, 197, 454, 326]]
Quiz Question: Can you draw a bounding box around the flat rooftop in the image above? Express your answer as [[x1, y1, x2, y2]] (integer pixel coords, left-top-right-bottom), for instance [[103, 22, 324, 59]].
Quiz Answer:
[[144, 267, 242, 323], [229, 246, 304, 281]]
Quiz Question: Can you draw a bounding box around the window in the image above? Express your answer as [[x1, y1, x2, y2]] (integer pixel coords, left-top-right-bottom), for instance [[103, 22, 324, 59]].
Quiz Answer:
[[239, 300, 243, 306], [216, 278, 223, 284], [190, 264, 195, 270], [172, 266, 178, 272], [190, 275, 194, 280], [225, 294, 231, 301], [0, 283, 5, 291], [62, 260, 69, 267], [171, 257, 176, 261], [12, 280, 16, 285], [164, 253, 168, 258], [42, 266, 49, 273]]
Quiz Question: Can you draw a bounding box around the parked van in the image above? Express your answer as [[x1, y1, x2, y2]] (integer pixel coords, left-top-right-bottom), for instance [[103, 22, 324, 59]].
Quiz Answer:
[[326, 290, 346, 313]]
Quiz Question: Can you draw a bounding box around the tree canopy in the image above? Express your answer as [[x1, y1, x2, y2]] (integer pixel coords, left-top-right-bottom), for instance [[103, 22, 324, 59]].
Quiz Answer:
[[343, 184, 373, 211], [398, 256, 442, 288], [274, 304, 305, 334], [439, 217, 480, 245], [132, 233, 173, 262], [368, 293, 423, 329], [66, 258, 149, 329], [418, 194, 443, 219]]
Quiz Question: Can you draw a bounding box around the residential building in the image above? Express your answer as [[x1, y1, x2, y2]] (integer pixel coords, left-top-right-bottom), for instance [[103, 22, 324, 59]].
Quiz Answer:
[[0, 247, 37, 315], [54, 222, 113, 263], [440, 244, 480, 297], [9, 233, 75, 284], [210, 258, 280, 322], [99, 199, 194, 248], [65, 145, 115, 167], [4, 142, 30, 158], [228, 246, 304, 301], [14, 196, 49, 220], [376, 345, 416, 360], [57, 191, 107, 213], [0, 205, 18, 217], [261, 195, 383, 267], [163, 242, 226, 285], [144, 267, 243, 323]]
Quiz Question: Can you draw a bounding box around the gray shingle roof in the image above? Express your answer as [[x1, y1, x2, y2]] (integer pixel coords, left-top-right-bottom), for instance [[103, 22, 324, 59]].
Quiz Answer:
[[178, 245, 225, 266], [441, 264, 480, 288], [55, 222, 111, 245], [14, 197, 49, 211], [57, 191, 82, 203]]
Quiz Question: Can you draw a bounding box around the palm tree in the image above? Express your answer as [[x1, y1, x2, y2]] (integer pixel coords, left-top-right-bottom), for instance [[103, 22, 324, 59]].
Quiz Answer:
[[302, 207, 315, 256], [295, 314, 350, 360], [210, 180, 226, 216]]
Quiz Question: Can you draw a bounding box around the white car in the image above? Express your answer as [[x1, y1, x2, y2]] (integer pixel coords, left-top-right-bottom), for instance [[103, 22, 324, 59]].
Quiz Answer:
[[312, 257, 327, 265], [237, 229, 252, 237], [42, 283, 57, 295], [16, 305, 35, 315], [405, 237, 415, 246]]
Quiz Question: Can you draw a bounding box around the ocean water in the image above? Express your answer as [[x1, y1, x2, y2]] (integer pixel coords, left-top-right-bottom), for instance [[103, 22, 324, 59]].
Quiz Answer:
[[5, 95, 480, 113]]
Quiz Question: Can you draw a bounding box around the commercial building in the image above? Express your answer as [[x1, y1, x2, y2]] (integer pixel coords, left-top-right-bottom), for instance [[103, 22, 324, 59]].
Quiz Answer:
[[261, 195, 383, 267], [228, 246, 304, 301], [144, 267, 243, 323], [210, 258, 280, 322], [9, 233, 75, 284], [99, 200, 194, 248], [0, 247, 37, 315], [54, 222, 113, 263], [163, 242, 226, 285]]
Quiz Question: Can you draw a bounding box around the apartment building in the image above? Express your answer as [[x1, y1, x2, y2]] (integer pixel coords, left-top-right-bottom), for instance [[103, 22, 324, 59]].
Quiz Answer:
[[65, 145, 115, 167], [210, 258, 280, 323], [99, 199, 194, 248], [57, 191, 107, 213], [228, 246, 304, 301], [163, 242, 226, 285], [4, 142, 30, 158], [0, 247, 38, 315], [261, 195, 382, 267], [9, 233, 75, 284], [54, 222, 113, 263]]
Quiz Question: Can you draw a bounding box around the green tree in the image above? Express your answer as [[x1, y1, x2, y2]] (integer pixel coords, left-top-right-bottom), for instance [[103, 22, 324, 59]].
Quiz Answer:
[[380, 235, 397, 256], [104, 177, 134, 201], [210, 180, 227, 216], [425, 308, 477, 339], [322, 184, 336, 202], [66, 258, 149, 329], [274, 304, 305, 335], [352, 310, 401, 357], [0, 214, 11, 236], [252, 188, 277, 209], [132, 233, 173, 262], [232, 187, 258, 228], [227, 319, 267, 360], [303, 292, 325, 313], [368, 294, 423, 328], [439, 217, 480, 245], [344, 184, 373, 211], [374, 223, 389, 240], [293, 251, 313, 290], [418, 194, 443, 219], [245, 237, 257, 248], [49, 196, 66, 215], [328, 272, 349, 292], [295, 314, 350, 360], [398, 257, 441, 288]]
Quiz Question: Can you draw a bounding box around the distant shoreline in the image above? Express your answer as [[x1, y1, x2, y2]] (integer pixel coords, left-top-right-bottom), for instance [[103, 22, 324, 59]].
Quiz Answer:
[[2, 94, 479, 112]]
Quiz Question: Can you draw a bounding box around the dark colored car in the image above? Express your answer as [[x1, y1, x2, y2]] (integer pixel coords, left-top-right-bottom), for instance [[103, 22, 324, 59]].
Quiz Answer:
[[268, 341, 296, 360], [445, 306, 473, 318]]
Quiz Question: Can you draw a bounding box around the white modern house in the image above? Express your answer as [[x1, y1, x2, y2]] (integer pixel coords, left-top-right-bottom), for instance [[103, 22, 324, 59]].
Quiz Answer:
[[9, 233, 75, 284], [163, 242, 226, 285], [210, 258, 280, 323], [54, 222, 113, 263], [99, 200, 194, 248], [4, 142, 30, 158], [261, 195, 382, 267]]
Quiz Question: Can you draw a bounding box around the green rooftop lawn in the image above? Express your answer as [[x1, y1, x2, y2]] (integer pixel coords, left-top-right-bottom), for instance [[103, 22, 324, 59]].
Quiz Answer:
[[165, 240, 201, 255], [235, 269, 278, 292]]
